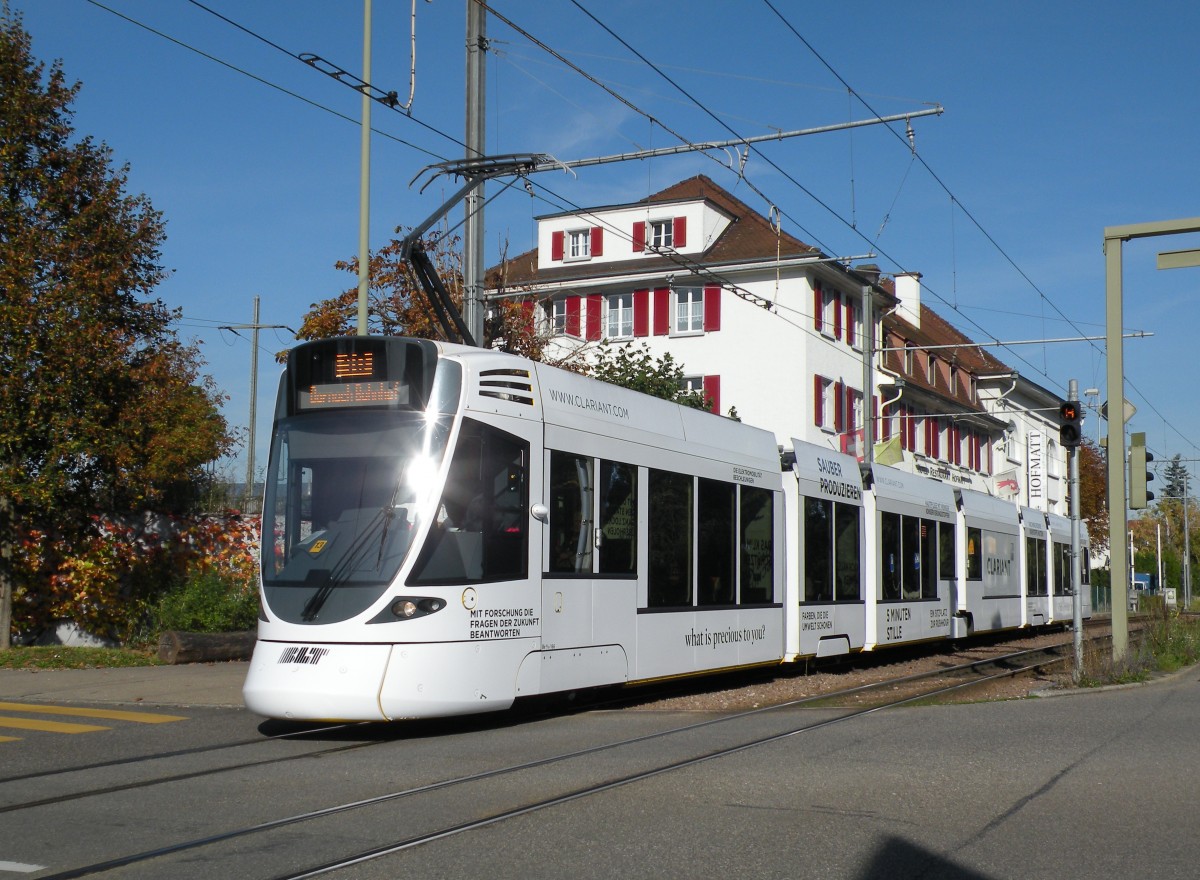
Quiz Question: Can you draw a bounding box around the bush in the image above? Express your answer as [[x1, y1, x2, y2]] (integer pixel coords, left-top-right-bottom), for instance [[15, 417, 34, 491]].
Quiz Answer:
[[152, 569, 259, 634]]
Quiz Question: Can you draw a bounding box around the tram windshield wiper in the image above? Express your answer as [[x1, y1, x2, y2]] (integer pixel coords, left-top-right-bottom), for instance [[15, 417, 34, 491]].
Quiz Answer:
[[300, 508, 388, 621]]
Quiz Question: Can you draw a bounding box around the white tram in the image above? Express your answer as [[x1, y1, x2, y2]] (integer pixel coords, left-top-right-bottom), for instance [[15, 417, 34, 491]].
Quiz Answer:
[[244, 337, 1090, 722], [243, 337, 784, 721]]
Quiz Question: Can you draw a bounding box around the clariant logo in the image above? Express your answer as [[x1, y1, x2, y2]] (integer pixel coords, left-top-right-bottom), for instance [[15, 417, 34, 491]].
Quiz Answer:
[[278, 646, 330, 665]]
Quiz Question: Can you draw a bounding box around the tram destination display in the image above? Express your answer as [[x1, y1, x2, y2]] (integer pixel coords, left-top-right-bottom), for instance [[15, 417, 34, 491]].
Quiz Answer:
[[289, 337, 434, 412]]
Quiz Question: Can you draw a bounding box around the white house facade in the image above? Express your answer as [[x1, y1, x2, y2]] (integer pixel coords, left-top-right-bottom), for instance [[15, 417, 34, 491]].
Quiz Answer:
[[486, 175, 1070, 514]]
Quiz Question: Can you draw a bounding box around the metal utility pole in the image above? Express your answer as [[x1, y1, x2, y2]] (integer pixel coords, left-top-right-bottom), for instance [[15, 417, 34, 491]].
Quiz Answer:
[[860, 280, 876, 475], [220, 298, 289, 514], [356, 0, 373, 335], [1103, 216, 1200, 663], [1069, 379, 1084, 682], [463, 0, 487, 345]]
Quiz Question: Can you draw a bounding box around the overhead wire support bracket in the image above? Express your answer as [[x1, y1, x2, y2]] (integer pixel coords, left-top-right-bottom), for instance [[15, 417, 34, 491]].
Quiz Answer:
[[299, 53, 403, 109], [556, 106, 944, 171], [397, 153, 568, 348]]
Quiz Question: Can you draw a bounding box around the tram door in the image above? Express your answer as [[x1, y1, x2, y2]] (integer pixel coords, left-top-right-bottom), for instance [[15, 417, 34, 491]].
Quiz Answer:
[[544, 451, 596, 651], [541, 450, 637, 691]]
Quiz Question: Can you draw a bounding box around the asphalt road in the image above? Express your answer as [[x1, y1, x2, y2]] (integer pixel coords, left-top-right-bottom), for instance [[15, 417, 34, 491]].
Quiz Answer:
[[0, 662, 1195, 879]]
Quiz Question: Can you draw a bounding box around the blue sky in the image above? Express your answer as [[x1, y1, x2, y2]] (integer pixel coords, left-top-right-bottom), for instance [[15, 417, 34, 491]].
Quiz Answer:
[[14, 0, 1200, 489]]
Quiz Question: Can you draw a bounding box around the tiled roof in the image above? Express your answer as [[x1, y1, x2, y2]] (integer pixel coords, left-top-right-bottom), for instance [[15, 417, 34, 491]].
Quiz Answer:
[[486, 174, 818, 289]]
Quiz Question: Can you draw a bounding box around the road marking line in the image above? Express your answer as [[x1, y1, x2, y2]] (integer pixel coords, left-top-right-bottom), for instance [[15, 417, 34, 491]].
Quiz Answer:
[[0, 716, 109, 734], [0, 702, 186, 724], [0, 861, 45, 873]]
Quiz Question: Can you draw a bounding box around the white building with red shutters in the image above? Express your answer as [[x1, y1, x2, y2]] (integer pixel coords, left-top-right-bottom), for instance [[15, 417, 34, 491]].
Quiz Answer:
[[485, 174, 1069, 513]]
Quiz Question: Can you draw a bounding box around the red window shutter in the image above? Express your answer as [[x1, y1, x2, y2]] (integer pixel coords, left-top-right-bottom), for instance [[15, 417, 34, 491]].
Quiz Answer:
[[565, 296, 581, 337], [703, 286, 721, 331], [632, 222, 646, 252], [674, 216, 687, 248], [653, 288, 670, 336], [551, 231, 564, 262], [703, 375, 720, 415], [833, 292, 842, 341], [813, 282, 823, 331], [814, 375, 824, 427], [908, 409, 917, 451], [633, 289, 649, 337], [585, 294, 602, 341], [833, 381, 844, 432], [846, 302, 856, 346], [591, 226, 603, 257]]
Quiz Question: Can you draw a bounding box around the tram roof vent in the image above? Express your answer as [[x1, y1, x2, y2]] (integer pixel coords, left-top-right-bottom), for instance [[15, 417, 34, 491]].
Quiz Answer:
[[477, 368, 535, 406]]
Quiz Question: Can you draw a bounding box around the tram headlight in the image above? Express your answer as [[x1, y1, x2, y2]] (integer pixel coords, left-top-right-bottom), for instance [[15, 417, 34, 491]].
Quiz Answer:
[[387, 596, 446, 620]]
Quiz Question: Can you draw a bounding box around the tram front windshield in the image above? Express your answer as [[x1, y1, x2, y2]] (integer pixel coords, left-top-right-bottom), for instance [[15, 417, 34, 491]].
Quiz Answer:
[[262, 410, 454, 606]]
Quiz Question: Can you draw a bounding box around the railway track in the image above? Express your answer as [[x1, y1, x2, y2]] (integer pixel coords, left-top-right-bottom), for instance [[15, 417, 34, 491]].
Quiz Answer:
[[11, 628, 1120, 880]]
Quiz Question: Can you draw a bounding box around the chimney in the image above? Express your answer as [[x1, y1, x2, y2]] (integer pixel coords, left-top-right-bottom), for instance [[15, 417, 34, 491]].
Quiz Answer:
[[894, 272, 922, 329]]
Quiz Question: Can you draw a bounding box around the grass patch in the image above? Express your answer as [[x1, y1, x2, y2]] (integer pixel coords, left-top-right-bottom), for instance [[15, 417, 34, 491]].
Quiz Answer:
[[0, 646, 163, 670], [1075, 609, 1200, 687]]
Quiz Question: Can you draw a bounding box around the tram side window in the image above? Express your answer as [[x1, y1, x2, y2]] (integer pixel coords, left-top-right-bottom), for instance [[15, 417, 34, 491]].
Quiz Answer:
[[938, 521, 956, 581], [1053, 541, 1071, 596], [1025, 537, 1048, 597], [834, 503, 860, 600], [921, 519, 938, 599], [740, 486, 774, 604], [804, 497, 833, 602], [697, 478, 736, 606], [966, 527, 983, 581], [881, 511, 936, 600], [409, 420, 528, 585], [648, 469, 693, 607], [881, 511, 901, 600], [549, 451, 593, 574], [598, 461, 637, 575]]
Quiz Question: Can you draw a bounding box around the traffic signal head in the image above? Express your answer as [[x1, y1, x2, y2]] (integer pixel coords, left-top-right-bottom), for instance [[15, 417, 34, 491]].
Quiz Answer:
[[1130, 432, 1155, 509], [1059, 400, 1083, 448]]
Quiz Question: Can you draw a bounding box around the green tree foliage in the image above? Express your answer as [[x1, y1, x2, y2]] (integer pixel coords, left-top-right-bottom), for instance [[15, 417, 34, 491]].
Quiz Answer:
[[589, 342, 710, 410], [1161, 454, 1189, 502], [0, 6, 234, 645]]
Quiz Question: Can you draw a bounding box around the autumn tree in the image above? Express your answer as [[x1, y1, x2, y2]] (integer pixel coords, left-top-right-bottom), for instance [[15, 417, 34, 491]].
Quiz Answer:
[[0, 6, 233, 645], [1076, 438, 1109, 556], [294, 230, 549, 361]]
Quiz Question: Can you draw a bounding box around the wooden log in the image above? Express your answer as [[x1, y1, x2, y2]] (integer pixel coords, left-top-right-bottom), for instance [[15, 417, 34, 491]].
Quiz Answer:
[[157, 630, 256, 664]]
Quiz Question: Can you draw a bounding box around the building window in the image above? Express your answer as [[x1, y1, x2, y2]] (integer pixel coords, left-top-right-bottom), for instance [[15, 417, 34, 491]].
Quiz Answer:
[[606, 293, 633, 339], [849, 300, 862, 350], [903, 343, 915, 376], [674, 288, 704, 334], [567, 229, 591, 260], [546, 299, 567, 335], [927, 355, 938, 387], [650, 219, 673, 250], [821, 287, 839, 339], [814, 376, 835, 432]]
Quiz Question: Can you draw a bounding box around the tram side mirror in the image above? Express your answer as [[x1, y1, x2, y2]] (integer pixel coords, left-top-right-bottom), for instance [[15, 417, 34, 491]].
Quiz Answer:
[[530, 503, 550, 523]]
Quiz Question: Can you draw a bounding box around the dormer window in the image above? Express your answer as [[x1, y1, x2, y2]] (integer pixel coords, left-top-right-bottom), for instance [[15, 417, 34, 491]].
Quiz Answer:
[[632, 216, 687, 252], [550, 227, 603, 262], [650, 219, 673, 249]]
